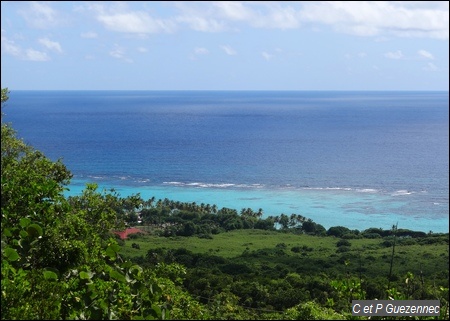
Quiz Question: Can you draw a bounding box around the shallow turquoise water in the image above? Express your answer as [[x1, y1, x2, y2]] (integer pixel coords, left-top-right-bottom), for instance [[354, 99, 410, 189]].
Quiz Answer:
[[66, 180, 448, 233]]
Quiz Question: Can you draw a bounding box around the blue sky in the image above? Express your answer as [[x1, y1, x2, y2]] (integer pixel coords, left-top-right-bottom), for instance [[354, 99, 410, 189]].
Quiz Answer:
[[1, 1, 449, 90]]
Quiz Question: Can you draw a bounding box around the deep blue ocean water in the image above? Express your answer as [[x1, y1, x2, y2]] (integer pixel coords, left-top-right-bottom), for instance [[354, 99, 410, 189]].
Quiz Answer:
[[4, 90, 449, 232]]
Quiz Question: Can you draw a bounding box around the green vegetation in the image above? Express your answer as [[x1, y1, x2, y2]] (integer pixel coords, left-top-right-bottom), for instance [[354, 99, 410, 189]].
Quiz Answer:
[[1, 87, 449, 320], [120, 227, 448, 313], [1, 88, 202, 320]]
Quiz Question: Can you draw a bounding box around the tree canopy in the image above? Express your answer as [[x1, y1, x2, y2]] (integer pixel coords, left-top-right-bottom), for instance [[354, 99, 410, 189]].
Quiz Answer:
[[1, 88, 202, 320]]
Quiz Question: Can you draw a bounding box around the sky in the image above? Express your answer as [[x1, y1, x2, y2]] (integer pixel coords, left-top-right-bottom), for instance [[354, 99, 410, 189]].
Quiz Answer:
[[1, 1, 449, 91]]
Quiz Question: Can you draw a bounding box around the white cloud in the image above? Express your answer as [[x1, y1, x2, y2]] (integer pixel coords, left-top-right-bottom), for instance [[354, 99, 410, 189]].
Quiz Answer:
[[176, 1, 300, 31], [109, 46, 124, 59], [213, 2, 254, 21], [194, 47, 209, 55], [1, 32, 50, 61], [99, 12, 175, 33], [19, 1, 60, 29], [172, 1, 448, 38], [79, 2, 448, 39], [109, 45, 133, 63], [172, 2, 228, 32], [214, 1, 301, 29], [258, 3, 300, 29], [189, 47, 210, 60], [86, 3, 176, 34], [220, 45, 237, 55], [25, 48, 49, 61], [137, 47, 148, 53], [176, 16, 226, 32], [38, 38, 62, 53], [384, 50, 404, 59], [423, 62, 438, 71], [299, 1, 449, 39], [1, 34, 21, 57], [81, 31, 98, 39], [13, 1, 449, 40], [261, 51, 273, 61], [418, 49, 434, 59]]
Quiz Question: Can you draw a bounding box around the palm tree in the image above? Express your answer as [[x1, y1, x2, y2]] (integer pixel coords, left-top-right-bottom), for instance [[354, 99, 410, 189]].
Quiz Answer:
[[256, 208, 263, 219], [145, 196, 155, 208], [279, 213, 289, 229]]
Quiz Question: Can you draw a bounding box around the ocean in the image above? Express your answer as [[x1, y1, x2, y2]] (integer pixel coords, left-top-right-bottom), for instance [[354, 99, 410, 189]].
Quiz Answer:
[[4, 90, 449, 233]]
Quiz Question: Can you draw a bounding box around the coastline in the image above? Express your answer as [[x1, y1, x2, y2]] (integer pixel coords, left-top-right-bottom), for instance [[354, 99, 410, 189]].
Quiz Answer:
[[65, 179, 449, 234]]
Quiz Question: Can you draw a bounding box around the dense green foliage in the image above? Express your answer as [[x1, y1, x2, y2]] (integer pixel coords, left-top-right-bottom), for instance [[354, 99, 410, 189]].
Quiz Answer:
[[1, 87, 449, 320], [1, 89, 204, 320], [121, 227, 448, 313]]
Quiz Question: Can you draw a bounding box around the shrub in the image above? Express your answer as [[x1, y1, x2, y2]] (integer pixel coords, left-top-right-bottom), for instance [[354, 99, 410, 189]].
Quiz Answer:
[[363, 232, 381, 239], [336, 246, 351, 253], [198, 233, 213, 239], [127, 232, 143, 239], [327, 226, 351, 238], [397, 238, 417, 246], [336, 239, 351, 247], [342, 233, 363, 239]]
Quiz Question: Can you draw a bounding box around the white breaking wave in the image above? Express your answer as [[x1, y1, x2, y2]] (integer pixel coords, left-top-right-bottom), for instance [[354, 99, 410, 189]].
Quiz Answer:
[[82, 177, 420, 197], [391, 190, 414, 196], [162, 181, 265, 189], [161, 182, 386, 193], [163, 181, 184, 185], [87, 175, 107, 180], [302, 187, 377, 193], [358, 188, 378, 193]]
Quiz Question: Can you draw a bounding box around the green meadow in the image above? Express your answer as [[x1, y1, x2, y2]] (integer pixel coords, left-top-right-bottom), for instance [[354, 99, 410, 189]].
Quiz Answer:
[[120, 229, 448, 285]]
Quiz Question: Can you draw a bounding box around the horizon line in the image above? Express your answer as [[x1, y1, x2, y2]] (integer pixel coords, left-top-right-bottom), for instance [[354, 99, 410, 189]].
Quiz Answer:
[[7, 89, 449, 92]]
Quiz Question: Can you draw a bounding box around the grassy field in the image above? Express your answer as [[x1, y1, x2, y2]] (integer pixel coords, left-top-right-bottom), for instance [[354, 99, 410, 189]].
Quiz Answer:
[[119, 229, 449, 283], [121, 229, 343, 258]]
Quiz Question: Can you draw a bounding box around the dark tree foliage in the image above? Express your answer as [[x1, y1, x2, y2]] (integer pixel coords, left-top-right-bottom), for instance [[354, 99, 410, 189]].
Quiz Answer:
[[1, 89, 205, 320]]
